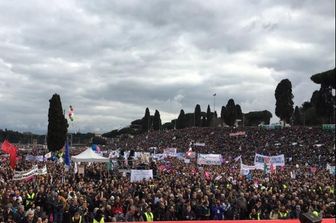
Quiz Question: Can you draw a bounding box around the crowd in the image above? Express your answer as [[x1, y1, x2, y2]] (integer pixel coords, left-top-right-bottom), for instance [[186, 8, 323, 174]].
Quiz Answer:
[[0, 126, 335, 222]]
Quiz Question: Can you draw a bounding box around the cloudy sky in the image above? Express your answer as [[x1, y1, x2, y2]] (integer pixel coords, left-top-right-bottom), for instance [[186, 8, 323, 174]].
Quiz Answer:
[[0, 0, 334, 134]]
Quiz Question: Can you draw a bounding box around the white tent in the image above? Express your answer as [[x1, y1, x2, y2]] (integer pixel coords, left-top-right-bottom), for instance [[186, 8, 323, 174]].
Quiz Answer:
[[72, 148, 109, 163]]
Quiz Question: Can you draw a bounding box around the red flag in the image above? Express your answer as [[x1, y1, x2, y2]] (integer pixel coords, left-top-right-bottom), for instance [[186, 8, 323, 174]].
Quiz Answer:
[[1, 140, 12, 153], [1, 140, 17, 169]]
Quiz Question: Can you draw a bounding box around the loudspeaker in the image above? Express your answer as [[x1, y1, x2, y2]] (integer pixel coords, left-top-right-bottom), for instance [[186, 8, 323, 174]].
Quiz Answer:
[[299, 212, 322, 223]]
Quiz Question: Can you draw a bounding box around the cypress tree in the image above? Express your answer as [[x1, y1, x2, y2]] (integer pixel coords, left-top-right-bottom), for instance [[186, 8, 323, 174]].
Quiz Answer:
[[177, 109, 186, 129], [275, 79, 294, 123], [194, 104, 201, 127], [225, 99, 237, 126], [47, 94, 68, 152], [153, 110, 162, 130], [142, 108, 151, 132]]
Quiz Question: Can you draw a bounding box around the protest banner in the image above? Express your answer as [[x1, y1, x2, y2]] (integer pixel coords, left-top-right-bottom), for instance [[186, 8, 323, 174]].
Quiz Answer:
[[254, 154, 285, 168], [164, 148, 177, 157], [153, 153, 167, 160], [13, 165, 47, 181], [130, 169, 153, 182], [240, 163, 256, 175], [25, 155, 47, 162], [197, 154, 222, 165], [194, 142, 205, 147], [229, 131, 246, 137]]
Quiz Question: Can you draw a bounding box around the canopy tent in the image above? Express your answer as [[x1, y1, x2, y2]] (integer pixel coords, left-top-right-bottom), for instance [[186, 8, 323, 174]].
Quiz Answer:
[[71, 148, 109, 163]]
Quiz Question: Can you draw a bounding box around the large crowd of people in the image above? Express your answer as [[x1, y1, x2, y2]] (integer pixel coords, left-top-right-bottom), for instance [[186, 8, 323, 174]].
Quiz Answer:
[[0, 126, 335, 222]]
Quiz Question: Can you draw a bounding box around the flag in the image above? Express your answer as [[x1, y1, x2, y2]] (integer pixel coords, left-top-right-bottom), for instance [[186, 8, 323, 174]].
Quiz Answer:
[[64, 142, 70, 166], [1, 140, 17, 169], [234, 155, 242, 162], [290, 171, 296, 179], [74, 162, 78, 174], [107, 160, 113, 171], [45, 152, 52, 159], [263, 162, 269, 175]]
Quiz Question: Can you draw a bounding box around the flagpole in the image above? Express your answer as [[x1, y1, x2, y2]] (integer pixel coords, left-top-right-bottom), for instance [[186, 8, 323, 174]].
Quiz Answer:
[[213, 94, 216, 113]]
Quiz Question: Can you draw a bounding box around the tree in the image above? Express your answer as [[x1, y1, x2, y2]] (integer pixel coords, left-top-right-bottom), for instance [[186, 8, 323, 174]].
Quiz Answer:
[[142, 108, 151, 132], [47, 94, 68, 152], [235, 104, 243, 120], [201, 116, 207, 127], [301, 101, 312, 112], [176, 109, 186, 129], [206, 105, 212, 127], [244, 110, 272, 126], [194, 104, 201, 127], [275, 79, 294, 123], [293, 106, 302, 125], [153, 110, 162, 130], [162, 122, 174, 130], [315, 85, 334, 123], [310, 91, 320, 107], [311, 68, 335, 89], [220, 106, 227, 121], [310, 68, 335, 123], [225, 99, 237, 126]]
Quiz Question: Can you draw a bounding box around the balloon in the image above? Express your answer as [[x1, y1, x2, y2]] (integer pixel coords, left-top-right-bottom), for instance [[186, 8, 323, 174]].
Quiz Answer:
[[68, 105, 75, 121]]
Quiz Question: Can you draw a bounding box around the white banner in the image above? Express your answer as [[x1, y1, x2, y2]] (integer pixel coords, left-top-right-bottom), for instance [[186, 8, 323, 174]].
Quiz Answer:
[[164, 148, 177, 157], [25, 155, 47, 162], [197, 154, 222, 165], [13, 165, 47, 181], [130, 169, 153, 182], [134, 152, 150, 160], [153, 153, 167, 160], [240, 163, 256, 175], [36, 165, 48, 175], [254, 154, 285, 167], [194, 142, 205, 147]]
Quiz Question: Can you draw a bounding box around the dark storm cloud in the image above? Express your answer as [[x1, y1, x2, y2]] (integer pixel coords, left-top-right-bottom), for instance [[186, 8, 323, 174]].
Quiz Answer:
[[0, 0, 334, 133]]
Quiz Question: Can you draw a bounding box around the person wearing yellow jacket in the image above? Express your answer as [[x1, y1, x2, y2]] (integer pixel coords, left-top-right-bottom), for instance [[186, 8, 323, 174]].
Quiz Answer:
[[278, 206, 289, 219], [93, 209, 104, 223], [143, 206, 154, 222]]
